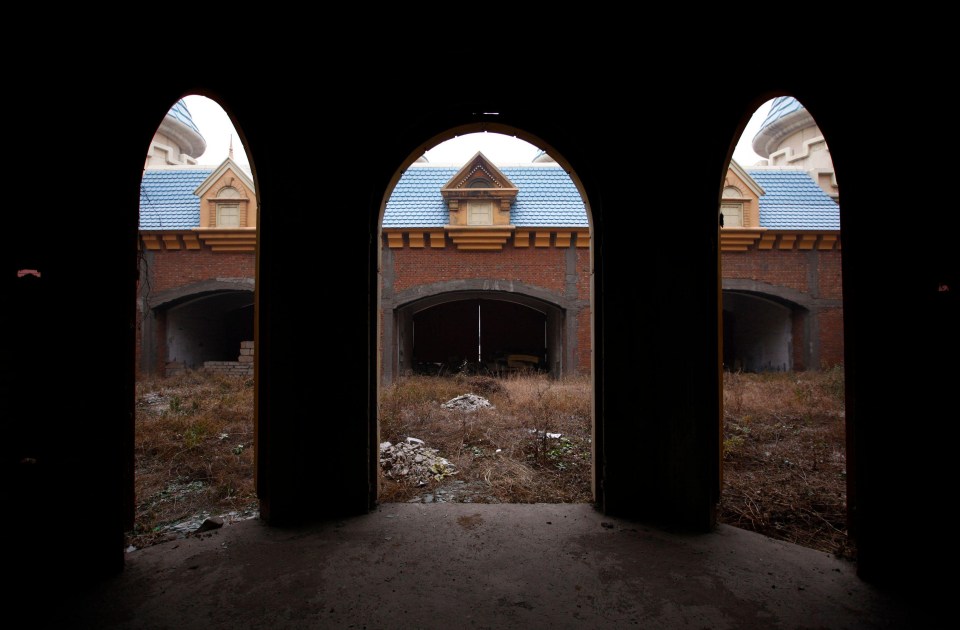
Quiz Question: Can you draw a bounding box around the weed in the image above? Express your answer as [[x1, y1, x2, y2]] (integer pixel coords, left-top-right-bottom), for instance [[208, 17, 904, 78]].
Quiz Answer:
[[132, 367, 848, 561]]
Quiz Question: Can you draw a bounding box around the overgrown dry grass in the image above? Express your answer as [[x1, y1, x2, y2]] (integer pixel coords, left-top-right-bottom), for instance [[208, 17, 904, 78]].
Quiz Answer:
[[378, 372, 593, 504], [130, 371, 257, 550], [721, 365, 851, 559], [131, 367, 850, 560]]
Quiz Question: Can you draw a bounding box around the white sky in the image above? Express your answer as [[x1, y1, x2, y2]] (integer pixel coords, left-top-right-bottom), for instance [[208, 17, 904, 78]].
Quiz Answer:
[[182, 95, 772, 169]]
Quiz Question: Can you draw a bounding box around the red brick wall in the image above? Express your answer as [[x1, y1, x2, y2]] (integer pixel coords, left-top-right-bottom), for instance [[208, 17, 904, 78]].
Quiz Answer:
[[386, 238, 593, 376], [817, 251, 843, 300], [577, 308, 592, 374], [723, 247, 844, 369], [723, 249, 812, 292], [818, 307, 845, 368], [139, 236, 839, 379], [137, 244, 255, 378], [391, 244, 567, 293], [576, 248, 591, 300], [147, 249, 255, 293]]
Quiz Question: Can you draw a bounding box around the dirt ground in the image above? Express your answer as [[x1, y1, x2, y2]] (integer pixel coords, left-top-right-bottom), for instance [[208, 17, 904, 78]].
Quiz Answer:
[[131, 369, 851, 559]]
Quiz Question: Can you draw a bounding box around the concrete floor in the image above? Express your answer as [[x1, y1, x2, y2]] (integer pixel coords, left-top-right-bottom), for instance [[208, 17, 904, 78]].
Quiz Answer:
[[26, 503, 927, 629]]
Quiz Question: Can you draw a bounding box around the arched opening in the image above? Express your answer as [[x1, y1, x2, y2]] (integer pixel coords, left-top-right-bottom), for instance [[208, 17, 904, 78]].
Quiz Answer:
[[376, 128, 595, 506], [397, 292, 560, 377], [722, 290, 801, 373], [156, 290, 254, 374], [131, 95, 258, 549], [719, 95, 849, 558]]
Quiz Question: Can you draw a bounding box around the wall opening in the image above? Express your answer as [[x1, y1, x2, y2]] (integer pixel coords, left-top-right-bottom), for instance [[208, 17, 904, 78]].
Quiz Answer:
[[719, 96, 850, 558], [377, 129, 595, 506], [722, 290, 799, 373], [130, 94, 259, 549]]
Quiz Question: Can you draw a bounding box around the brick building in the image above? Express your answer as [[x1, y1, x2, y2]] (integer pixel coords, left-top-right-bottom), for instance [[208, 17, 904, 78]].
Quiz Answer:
[[138, 98, 842, 381], [138, 100, 257, 377]]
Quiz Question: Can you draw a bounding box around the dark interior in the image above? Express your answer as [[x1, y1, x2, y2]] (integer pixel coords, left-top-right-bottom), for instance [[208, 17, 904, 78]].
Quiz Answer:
[[5, 46, 958, 604]]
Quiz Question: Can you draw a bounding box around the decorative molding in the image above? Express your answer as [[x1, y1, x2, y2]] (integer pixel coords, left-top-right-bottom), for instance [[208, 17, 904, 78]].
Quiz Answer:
[[445, 226, 515, 251], [723, 229, 841, 252], [441, 152, 519, 228], [382, 227, 590, 251], [139, 229, 257, 252], [575, 229, 591, 248], [196, 229, 257, 252], [720, 229, 765, 252]]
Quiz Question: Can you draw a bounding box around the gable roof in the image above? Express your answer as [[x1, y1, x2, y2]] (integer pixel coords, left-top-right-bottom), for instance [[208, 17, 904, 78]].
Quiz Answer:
[[194, 157, 256, 198], [441, 151, 518, 193], [727, 159, 765, 198], [140, 167, 213, 229], [746, 168, 839, 229]]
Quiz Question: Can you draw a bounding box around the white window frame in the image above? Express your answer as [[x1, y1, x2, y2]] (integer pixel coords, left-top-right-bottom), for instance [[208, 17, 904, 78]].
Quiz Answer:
[[467, 201, 493, 226]]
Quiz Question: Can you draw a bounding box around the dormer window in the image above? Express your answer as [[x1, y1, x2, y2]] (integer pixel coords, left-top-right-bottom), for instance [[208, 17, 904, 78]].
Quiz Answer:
[[440, 152, 519, 250], [195, 159, 257, 232]]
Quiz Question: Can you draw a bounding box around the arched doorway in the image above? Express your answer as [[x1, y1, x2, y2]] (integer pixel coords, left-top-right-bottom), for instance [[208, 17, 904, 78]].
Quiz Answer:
[[376, 128, 596, 506], [722, 290, 802, 373], [719, 95, 849, 558], [131, 95, 259, 548]]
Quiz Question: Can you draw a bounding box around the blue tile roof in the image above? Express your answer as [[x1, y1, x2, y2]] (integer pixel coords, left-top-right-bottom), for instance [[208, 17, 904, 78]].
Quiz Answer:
[[139, 164, 837, 233], [747, 169, 839, 229], [383, 165, 589, 228], [139, 168, 213, 229], [758, 96, 804, 132], [167, 99, 203, 137]]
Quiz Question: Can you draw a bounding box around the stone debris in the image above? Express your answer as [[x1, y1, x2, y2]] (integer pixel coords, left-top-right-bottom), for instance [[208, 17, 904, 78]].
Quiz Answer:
[[379, 437, 456, 486], [441, 393, 494, 412], [528, 429, 563, 439], [195, 516, 224, 533]]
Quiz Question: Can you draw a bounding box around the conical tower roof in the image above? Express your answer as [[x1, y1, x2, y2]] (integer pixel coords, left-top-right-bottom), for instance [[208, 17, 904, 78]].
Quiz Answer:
[[751, 96, 815, 159]]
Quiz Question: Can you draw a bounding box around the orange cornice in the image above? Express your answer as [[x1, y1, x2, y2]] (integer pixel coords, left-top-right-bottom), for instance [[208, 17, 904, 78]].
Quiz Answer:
[[382, 227, 591, 251], [140, 229, 257, 252], [722, 229, 840, 252]]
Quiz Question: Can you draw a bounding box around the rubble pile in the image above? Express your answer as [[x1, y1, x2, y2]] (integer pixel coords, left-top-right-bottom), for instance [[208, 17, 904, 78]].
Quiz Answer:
[[379, 437, 457, 486], [441, 393, 494, 412]]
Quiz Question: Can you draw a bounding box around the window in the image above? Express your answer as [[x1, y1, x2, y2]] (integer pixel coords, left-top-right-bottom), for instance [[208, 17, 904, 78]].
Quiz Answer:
[[720, 202, 743, 227], [468, 201, 493, 226], [217, 204, 240, 227], [214, 186, 244, 227], [721, 186, 744, 227]]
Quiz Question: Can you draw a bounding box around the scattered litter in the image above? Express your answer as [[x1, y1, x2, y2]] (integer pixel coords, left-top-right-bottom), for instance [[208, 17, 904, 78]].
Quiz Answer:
[[528, 429, 562, 439], [441, 393, 494, 412], [380, 437, 457, 486]]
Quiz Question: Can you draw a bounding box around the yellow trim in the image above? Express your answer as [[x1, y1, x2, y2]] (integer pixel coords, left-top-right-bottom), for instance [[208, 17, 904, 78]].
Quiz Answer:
[[139, 229, 258, 252], [446, 226, 514, 251], [380, 227, 594, 251], [722, 229, 841, 252], [196, 229, 257, 252]]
